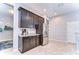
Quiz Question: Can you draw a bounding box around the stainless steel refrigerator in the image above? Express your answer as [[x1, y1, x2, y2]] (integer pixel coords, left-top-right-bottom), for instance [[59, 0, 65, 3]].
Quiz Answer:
[[42, 20, 49, 46]]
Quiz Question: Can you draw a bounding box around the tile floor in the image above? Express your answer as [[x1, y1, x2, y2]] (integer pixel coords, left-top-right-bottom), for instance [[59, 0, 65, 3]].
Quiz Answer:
[[0, 40, 79, 55]]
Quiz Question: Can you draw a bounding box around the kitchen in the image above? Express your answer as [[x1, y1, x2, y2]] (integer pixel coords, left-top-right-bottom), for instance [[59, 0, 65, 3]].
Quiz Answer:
[[14, 6, 49, 53], [1, 3, 79, 54]]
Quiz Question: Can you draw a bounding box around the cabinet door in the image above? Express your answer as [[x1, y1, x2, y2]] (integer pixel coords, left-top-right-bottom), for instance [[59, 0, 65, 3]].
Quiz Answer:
[[23, 37, 30, 52], [28, 13, 34, 28], [33, 15, 39, 26], [20, 9, 34, 28], [30, 36, 36, 48], [21, 10, 29, 28], [35, 36, 39, 46]]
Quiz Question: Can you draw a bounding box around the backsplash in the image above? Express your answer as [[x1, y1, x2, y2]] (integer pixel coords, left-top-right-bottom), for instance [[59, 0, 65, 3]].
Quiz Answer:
[[19, 28, 36, 35]]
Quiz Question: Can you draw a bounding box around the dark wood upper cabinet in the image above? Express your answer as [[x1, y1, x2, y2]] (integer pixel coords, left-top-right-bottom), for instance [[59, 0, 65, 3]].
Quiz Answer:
[[18, 7, 44, 28], [18, 7, 33, 28]]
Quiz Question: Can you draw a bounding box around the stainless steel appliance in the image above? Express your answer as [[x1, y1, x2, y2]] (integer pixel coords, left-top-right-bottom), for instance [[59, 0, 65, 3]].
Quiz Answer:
[[42, 20, 49, 46]]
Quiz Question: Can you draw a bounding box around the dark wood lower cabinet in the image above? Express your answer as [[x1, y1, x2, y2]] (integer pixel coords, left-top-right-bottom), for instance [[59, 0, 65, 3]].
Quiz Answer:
[[18, 35, 40, 53], [35, 36, 40, 46], [23, 37, 31, 52]]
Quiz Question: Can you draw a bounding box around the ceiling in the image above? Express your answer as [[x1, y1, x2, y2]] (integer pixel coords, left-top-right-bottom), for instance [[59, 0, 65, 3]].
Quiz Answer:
[[2, 3, 79, 22], [22, 3, 79, 19]]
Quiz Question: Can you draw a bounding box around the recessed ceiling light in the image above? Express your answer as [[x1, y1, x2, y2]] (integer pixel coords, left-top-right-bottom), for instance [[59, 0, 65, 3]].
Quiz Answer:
[[9, 9, 14, 14], [54, 12, 57, 16], [43, 9, 47, 12]]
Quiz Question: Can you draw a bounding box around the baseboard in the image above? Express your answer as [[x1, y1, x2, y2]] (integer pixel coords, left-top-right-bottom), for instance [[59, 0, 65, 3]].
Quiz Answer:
[[49, 39, 66, 43], [66, 41, 76, 45], [49, 39, 75, 44]]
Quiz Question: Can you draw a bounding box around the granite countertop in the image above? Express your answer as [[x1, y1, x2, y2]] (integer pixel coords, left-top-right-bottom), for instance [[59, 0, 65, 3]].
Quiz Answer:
[[19, 34, 40, 37]]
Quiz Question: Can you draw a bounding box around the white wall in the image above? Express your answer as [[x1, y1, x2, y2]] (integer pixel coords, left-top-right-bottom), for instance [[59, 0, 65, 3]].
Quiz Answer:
[[0, 15, 13, 42], [49, 11, 79, 43], [0, 31, 13, 42], [0, 16, 13, 27], [49, 16, 67, 42], [66, 12, 79, 43], [67, 21, 79, 43]]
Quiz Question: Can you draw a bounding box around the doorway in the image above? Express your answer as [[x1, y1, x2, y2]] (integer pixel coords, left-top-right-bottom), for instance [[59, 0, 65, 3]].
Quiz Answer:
[[0, 3, 13, 50]]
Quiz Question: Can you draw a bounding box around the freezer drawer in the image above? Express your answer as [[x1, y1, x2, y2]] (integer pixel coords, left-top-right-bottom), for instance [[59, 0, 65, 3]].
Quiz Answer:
[[42, 37, 48, 46]]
